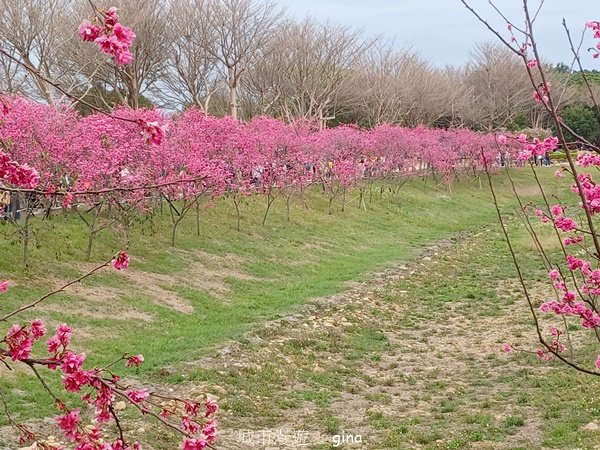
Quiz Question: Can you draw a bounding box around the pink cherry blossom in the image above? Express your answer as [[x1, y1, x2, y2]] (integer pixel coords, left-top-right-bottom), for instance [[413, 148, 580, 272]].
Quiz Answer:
[[79, 7, 135, 66], [548, 269, 560, 280], [113, 23, 136, 46], [114, 47, 134, 66], [56, 409, 81, 441], [587, 20, 600, 58], [105, 7, 119, 26], [78, 20, 101, 42], [550, 205, 564, 217], [47, 335, 62, 354], [61, 352, 86, 374], [126, 389, 149, 403], [184, 401, 200, 416], [182, 416, 200, 433], [57, 323, 73, 342], [205, 399, 218, 417], [180, 438, 208, 450], [113, 251, 130, 270], [141, 121, 166, 145], [95, 35, 121, 55], [29, 319, 46, 339], [62, 368, 92, 392], [8, 336, 33, 361], [126, 354, 145, 367], [536, 349, 554, 361], [203, 418, 217, 444], [554, 217, 578, 232], [563, 236, 583, 246]]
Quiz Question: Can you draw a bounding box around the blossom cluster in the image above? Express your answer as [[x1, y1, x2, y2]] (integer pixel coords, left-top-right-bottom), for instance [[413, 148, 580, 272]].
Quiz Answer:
[[502, 133, 558, 161], [532, 83, 551, 105], [573, 172, 600, 214], [0, 150, 40, 188], [78, 7, 135, 66], [586, 20, 600, 59], [537, 256, 600, 367], [138, 119, 166, 146], [512, 135, 600, 371], [0, 250, 218, 448], [2, 321, 218, 449]]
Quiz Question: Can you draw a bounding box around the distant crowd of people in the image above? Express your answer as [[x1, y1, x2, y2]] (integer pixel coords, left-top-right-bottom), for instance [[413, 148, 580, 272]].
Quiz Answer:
[[496, 152, 553, 167]]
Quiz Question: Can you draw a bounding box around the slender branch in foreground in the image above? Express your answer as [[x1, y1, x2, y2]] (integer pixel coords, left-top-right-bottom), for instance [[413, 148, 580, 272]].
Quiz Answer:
[[482, 149, 600, 376], [0, 257, 114, 321]]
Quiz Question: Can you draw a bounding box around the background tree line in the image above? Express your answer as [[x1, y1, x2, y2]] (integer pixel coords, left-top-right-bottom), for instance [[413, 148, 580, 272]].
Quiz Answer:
[[1, 0, 599, 140]]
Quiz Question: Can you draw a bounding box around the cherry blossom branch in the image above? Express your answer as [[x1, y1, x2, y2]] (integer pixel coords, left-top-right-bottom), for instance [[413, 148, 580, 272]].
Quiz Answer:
[[96, 379, 215, 449], [109, 405, 127, 444], [0, 48, 137, 124], [0, 175, 211, 197], [0, 257, 114, 322], [519, 1, 600, 259], [483, 149, 600, 376], [460, 1, 523, 56], [562, 19, 600, 130]]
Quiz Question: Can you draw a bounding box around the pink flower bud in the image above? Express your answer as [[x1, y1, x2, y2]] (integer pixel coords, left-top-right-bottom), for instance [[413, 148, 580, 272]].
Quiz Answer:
[[113, 251, 130, 270]]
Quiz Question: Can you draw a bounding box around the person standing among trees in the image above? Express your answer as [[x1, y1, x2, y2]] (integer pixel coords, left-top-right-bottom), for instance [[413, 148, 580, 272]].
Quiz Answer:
[[0, 185, 9, 220]]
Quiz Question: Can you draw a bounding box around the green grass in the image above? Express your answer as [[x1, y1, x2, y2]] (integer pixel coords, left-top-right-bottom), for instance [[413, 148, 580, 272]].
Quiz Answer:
[[0, 167, 573, 434], [127, 165, 599, 450]]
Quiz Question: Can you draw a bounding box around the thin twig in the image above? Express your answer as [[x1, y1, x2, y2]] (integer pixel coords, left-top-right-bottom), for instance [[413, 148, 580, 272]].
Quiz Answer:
[[1, 257, 113, 321]]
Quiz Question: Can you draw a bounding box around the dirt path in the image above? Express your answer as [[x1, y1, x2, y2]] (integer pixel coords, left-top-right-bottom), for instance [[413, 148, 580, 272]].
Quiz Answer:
[[3, 231, 599, 449], [157, 231, 599, 450]]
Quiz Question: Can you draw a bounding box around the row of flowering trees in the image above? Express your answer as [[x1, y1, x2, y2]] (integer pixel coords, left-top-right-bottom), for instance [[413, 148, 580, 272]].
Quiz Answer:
[[1, 96, 520, 193], [0, 92, 538, 447], [0, 95, 525, 247]]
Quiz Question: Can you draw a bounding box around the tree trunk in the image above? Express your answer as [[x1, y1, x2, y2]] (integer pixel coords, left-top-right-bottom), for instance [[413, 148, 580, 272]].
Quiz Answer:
[[22, 211, 30, 269], [262, 195, 274, 226], [171, 220, 179, 246], [233, 196, 241, 232], [196, 200, 201, 237], [86, 203, 102, 260], [285, 194, 292, 221], [228, 67, 238, 120]]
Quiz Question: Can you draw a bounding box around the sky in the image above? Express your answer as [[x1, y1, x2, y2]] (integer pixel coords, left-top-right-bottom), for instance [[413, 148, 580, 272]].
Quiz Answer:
[[276, 0, 597, 68]]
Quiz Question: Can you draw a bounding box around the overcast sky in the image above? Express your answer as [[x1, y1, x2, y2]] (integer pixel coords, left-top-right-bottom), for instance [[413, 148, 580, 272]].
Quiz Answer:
[[277, 0, 597, 68]]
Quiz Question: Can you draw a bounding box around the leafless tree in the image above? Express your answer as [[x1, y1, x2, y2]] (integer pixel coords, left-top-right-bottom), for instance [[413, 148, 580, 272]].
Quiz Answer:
[[461, 42, 534, 130], [103, 0, 170, 109], [152, 0, 223, 111], [353, 42, 470, 127], [0, 0, 73, 104], [245, 18, 370, 127], [208, 0, 283, 119]]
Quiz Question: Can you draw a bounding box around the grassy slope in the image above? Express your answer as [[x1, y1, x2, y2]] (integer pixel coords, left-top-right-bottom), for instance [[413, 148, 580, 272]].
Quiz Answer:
[[162, 216, 600, 450], [0, 168, 566, 426]]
